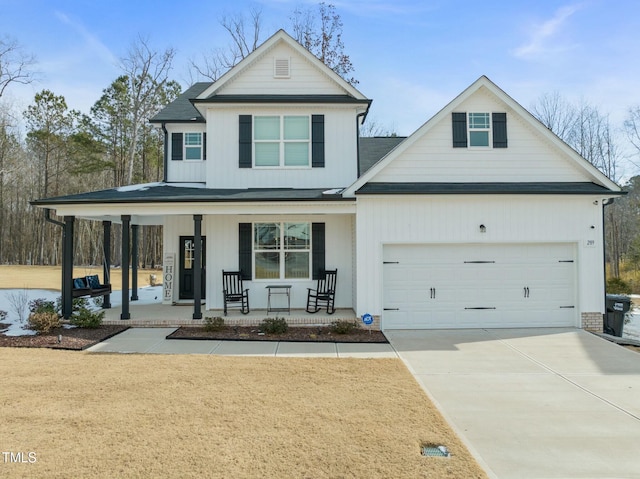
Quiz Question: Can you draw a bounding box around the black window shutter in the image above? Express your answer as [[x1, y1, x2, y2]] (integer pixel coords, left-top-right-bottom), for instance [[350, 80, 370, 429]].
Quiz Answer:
[[239, 115, 252, 168], [311, 115, 325, 167], [238, 223, 252, 280], [452, 112, 467, 148], [171, 133, 183, 160], [492, 112, 507, 148], [311, 222, 326, 280], [203, 133, 207, 160]]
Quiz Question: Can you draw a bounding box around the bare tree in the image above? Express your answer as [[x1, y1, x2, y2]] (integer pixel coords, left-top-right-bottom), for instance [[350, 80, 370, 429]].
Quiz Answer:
[[0, 36, 36, 99], [120, 36, 175, 185], [530, 91, 577, 141], [290, 2, 358, 85], [189, 8, 263, 82]]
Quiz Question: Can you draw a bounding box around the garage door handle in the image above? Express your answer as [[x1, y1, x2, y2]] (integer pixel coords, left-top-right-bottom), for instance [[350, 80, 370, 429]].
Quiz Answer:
[[383, 308, 399, 311], [465, 307, 496, 310]]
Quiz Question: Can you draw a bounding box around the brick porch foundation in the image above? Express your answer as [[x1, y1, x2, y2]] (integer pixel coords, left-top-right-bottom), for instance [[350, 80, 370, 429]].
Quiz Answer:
[[581, 312, 603, 333]]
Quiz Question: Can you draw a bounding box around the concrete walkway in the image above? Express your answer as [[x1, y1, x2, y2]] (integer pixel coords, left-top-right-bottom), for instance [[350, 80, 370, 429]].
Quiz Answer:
[[86, 327, 398, 358], [385, 328, 640, 479]]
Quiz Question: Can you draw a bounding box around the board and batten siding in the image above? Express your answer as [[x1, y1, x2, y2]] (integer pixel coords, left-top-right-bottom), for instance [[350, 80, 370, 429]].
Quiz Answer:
[[165, 124, 206, 183], [371, 90, 586, 183], [204, 107, 358, 188], [163, 214, 354, 310], [355, 195, 605, 322], [216, 42, 347, 96]]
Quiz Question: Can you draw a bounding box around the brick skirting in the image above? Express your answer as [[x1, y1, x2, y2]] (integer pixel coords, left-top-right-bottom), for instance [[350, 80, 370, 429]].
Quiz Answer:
[[581, 312, 603, 332]]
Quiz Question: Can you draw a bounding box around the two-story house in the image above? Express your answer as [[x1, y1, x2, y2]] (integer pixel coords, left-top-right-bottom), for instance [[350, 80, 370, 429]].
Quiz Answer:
[[33, 29, 622, 332]]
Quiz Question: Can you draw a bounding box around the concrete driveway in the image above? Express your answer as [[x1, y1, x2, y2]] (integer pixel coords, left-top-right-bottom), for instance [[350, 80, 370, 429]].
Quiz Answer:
[[385, 328, 640, 479]]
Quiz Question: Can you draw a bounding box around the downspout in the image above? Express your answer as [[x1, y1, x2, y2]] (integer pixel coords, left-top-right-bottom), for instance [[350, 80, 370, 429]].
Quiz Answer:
[[44, 208, 64, 228], [356, 111, 367, 178], [602, 197, 615, 330], [161, 122, 168, 183]]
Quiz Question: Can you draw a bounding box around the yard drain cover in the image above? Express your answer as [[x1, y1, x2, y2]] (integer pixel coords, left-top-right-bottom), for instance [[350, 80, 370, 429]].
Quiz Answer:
[[421, 445, 450, 457]]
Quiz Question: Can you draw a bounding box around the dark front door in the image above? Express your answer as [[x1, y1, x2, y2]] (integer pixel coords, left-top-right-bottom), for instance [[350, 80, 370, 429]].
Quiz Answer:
[[179, 236, 206, 300]]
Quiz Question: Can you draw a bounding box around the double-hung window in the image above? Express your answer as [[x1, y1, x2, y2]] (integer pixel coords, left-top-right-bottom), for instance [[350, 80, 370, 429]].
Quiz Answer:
[[253, 222, 311, 279], [254, 116, 310, 167], [184, 132, 203, 160], [468, 113, 490, 147]]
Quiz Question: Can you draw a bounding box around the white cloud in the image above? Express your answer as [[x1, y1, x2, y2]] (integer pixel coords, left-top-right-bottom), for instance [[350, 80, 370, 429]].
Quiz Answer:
[[512, 4, 582, 59], [54, 11, 118, 66]]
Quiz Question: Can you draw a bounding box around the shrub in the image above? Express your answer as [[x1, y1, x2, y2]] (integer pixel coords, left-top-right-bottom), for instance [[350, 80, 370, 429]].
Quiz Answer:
[[70, 307, 104, 329], [330, 320, 358, 334], [260, 317, 288, 334], [55, 296, 90, 315], [0, 310, 7, 322], [29, 298, 56, 314], [26, 311, 61, 333], [606, 277, 632, 295], [204, 316, 225, 332]]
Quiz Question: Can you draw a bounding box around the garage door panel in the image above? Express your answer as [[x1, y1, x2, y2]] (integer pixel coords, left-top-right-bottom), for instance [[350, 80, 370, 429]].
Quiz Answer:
[[383, 243, 576, 330]]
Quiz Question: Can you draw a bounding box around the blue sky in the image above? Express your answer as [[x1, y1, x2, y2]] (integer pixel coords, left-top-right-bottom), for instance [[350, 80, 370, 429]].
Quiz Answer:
[[2, 0, 640, 144]]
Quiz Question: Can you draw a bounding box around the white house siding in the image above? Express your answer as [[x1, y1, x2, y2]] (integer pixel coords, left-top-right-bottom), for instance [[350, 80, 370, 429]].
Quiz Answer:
[[204, 106, 359, 189], [215, 42, 347, 96], [355, 195, 605, 327], [163, 214, 354, 311], [165, 124, 207, 183], [371, 88, 586, 183]]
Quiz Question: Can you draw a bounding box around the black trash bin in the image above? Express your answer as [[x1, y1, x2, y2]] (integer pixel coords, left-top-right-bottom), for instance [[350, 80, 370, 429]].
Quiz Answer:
[[604, 294, 631, 337]]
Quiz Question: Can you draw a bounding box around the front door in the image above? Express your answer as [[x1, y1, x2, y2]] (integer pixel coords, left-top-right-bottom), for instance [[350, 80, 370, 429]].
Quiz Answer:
[[179, 236, 206, 300]]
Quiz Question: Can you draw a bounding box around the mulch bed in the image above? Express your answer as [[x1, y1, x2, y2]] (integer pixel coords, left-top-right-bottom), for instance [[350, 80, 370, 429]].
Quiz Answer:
[[0, 325, 129, 350], [168, 326, 389, 343]]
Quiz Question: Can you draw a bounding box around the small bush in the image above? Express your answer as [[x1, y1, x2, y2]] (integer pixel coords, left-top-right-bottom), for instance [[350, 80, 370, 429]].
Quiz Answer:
[[606, 277, 632, 295], [29, 298, 56, 314], [330, 320, 358, 334], [260, 317, 289, 334], [0, 310, 7, 322], [71, 307, 104, 329], [204, 316, 225, 332], [26, 311, 61, 333]]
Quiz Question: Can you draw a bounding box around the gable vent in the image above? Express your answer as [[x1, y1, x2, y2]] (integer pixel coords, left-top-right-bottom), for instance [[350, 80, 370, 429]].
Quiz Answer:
[[274, 58, 290, 78]]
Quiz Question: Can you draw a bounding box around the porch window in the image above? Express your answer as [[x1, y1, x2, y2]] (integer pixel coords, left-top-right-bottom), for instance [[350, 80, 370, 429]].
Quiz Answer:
[[253, 222, 310, 279]]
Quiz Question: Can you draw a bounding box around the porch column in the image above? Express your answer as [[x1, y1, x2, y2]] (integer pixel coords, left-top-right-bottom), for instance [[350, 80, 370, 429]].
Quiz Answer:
[[102, 220, 112, 309], [131, 224, 139, 301], [193, 214, 202, 320], [62, 216, 75, 319], [121, 215, 131, 320]]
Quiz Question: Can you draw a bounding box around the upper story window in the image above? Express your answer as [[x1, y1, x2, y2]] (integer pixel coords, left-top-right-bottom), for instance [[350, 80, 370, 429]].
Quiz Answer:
[[452, 112, 507, 149], [171, 132, 206, 161], [254, 116, 310, 167], [468, 113, 490, 147], [184, 133, 203, 160]]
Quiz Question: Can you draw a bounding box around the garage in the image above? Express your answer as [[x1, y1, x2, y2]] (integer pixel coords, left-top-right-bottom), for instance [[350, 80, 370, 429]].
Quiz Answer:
[[382, 243, 577, 330]]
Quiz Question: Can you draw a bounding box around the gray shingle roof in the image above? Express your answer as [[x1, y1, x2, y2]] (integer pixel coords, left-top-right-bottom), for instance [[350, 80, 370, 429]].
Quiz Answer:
[[149, 82, 212, 123], [358, 137, 406, 176], [31, 184, 351, 206]]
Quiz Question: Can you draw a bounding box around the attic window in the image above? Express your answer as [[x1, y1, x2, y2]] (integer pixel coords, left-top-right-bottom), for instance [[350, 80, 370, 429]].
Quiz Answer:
[[274, 58, 290, 78]]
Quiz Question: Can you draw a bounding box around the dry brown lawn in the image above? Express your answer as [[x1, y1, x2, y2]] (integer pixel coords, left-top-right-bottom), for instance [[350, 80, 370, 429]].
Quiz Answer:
[[0, 265, 162, 291], [0, 348, 487, 478]]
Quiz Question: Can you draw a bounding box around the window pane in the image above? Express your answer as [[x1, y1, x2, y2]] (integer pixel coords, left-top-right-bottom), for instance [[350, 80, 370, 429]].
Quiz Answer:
[[284, 223, 309, 250], [255, 252, 280, 279], [469, 131, 489, 146], [284, 143, 309, 166], [469, 113, 490, 129], [184, 239, 193, 270], [185, 146, 201, 160], [255, 223, 280, 249], [255, 143, 280, 166], [284, 116, 309, 140], [285, 252, 309, 279], [254, 116, 280, 140], [184, 133, 202, 145]]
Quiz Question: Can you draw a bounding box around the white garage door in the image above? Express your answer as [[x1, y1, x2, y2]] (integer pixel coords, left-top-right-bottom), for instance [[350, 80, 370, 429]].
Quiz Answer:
[[382, 243, 576, 329]]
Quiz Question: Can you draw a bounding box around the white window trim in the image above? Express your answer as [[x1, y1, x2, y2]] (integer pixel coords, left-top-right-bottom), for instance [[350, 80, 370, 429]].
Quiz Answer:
[[183, 132, 203, 162], [253, 115, 311, 169], [467, 112, 492, 148], [252, 221, 312, 281]]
